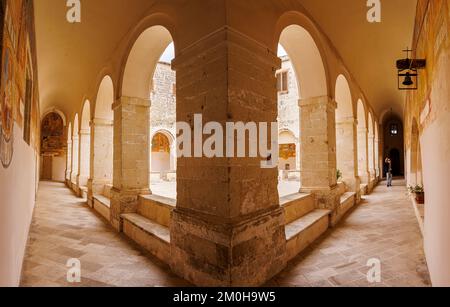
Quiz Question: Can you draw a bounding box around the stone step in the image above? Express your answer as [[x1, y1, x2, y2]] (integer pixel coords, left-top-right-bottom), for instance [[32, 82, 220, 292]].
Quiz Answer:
[[93, 194, 111, 221], [285, 209, 331, 262], [121, 213, 170, 263], [137, 194, 176, 228], [280, 193, 315, 225]]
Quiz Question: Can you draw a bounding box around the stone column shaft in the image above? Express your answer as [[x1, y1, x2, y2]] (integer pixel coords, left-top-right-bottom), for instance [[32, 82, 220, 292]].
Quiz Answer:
[[170, 27, 286, 286], [66, 141, 72, 182], [110, 96, 151, 231], [88, 118, 114, 206], [77, 129, 91, 188], [299, 96, 340, 214], [336, 118, 360, 193], [357, 127, 371, 184], [70, 136, 79, 185]]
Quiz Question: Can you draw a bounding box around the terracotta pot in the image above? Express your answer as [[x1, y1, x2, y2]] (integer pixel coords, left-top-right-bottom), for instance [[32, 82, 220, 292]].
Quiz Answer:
[[415, 192, 425, 204]]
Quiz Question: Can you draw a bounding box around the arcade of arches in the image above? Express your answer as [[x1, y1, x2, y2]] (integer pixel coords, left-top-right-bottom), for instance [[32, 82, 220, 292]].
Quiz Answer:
[[0, 0, 449, 287]]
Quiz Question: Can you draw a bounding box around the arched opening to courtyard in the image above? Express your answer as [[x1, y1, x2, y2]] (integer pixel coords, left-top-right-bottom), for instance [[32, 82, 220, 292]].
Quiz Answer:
[[70, 114, 79, 186], [277, 24, 330, 197], [276, 44, 300, 197], [357, 100, 369, 186], [383, 114, 404, 178], [40, 112, 66, 182], [335, 74, 358, 193], [77, 100, 91, 195], [88, 76, 115, 208], [149, 43, 177, 199], [66, 123, 72, 182]]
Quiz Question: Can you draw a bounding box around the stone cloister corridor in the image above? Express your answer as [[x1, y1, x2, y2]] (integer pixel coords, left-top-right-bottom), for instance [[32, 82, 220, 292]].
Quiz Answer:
[[1, 0, 450, 289], [21, 180, 430, 287]]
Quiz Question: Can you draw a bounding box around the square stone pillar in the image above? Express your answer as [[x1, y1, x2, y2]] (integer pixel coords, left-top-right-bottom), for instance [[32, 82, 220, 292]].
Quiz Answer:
[[299, 96, 340, 220], [65, 141, 72, 183], [357, 127, 371, 184], [170, 27, 286, 286], [110, 97, 151, 231], [336, 117, 360, 193], [70, 135, 79, 186], [87, 118, 114, 207], [77, 129, 91, 190], [369, 133, 377, 180]]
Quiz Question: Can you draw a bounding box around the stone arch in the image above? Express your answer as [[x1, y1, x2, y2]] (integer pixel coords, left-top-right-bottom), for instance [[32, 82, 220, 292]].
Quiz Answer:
[[151, 131, 175, 173], [42, 108, 67, 127], [275, 17, 331, 195], [94, 76, 114, 121], [121, 25, 175, 100], [66, 122, 72, 181], [357, 99, 369, 184], [40, 112, 66, 182], [375, 121, 380, 176], [277, 24, 328, 100], [368, 112, 375, 179], [335, 74, 358, 190], [88, 76, 115, 204], [335, 75, 354, 120], [71, 114, 79, 184]]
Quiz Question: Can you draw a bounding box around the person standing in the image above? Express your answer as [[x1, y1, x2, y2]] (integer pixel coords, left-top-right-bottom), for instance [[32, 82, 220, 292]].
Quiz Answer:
[[385, 157, 393, 187]]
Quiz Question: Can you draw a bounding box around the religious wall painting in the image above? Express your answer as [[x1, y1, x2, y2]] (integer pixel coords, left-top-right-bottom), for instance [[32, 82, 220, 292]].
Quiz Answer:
[[152, 133, 171, 153], [0, 42, 15, 168], [279, 143, 296, 160], [41, 112, 65, 156]]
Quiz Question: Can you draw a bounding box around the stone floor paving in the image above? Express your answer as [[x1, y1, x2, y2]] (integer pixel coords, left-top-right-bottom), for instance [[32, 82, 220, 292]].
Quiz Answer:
[[269, 179, 431, 287], [22, 180, 431, 287], [20, 181, 189, 287]]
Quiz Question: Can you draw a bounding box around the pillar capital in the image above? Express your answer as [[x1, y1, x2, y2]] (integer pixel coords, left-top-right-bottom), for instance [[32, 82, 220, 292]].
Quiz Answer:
[[336, 116, 357, 125], [298, 96, 337, 109], [79, 128, 90, 136], [90, 118, 113, 127], [112, 96, 151, 110]]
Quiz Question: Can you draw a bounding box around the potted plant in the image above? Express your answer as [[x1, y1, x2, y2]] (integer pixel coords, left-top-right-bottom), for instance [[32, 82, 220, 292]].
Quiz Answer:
[[337, 169, 342, 181], [408, 185, 425, 204]]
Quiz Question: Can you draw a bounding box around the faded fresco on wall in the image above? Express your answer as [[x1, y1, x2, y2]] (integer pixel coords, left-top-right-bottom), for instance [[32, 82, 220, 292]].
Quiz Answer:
[[41, 112, 65, 156], [0, 0, 40, 168]]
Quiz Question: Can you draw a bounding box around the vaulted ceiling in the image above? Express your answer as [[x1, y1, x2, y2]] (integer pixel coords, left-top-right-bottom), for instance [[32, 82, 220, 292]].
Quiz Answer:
[[34, 0, 417, 122], [300, 0, 417, 119]]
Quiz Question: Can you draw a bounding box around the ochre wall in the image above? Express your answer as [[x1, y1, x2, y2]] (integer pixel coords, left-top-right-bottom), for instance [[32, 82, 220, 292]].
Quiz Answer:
[[405, 0, 450, 286], [0, 0, 41, 286]]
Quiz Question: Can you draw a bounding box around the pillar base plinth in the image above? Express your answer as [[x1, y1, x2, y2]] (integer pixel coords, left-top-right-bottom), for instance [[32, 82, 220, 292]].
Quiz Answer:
[[110, 187, 151, 232], [170, 206, 286, 287]]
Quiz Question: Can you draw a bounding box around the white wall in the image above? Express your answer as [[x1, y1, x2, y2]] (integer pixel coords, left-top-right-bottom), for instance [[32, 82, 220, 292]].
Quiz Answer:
[[52, 155, 66, 182], [0, 124, 38, 286]]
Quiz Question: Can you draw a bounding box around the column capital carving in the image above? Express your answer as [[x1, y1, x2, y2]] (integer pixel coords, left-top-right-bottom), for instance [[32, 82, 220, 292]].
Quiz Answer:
[[298, 96, 337, 109], [336, 116, 357, 125], [112, 96, 151, 110], [79, 128, 90, 136], [358, 127, 368, 133], [91, 118, 113, 127]]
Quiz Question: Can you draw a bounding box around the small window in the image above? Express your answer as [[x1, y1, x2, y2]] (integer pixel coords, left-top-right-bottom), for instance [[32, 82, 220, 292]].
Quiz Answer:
[[390, 124, 398, 136], [276, 70, 289, 94]]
